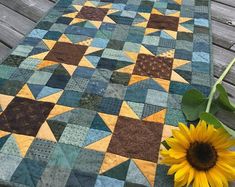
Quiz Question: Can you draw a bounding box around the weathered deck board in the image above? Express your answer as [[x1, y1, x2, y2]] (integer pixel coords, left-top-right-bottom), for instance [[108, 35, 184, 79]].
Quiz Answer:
[[213, 45, 235, 85], [215, 78, 235, 102], [212, 20, 235, 49], [0, 42, 10, 61], [0, 0, 54, 22], [231, 44, 235, 52], [0, 4, 35, 35], [222, 82, 235, 102], [211, 1, 235, 25], [213, 0, 235, 7], [0, 23, 24, 48]]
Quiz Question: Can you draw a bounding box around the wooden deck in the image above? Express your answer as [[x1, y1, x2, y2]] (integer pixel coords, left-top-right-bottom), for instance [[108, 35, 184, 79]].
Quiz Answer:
[[0, 0, 235, 127]]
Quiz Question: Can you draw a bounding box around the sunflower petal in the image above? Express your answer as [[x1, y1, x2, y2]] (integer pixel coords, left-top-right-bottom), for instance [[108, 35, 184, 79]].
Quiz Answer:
[[168, 161, 187, 175], [217, 151, 235, 166], [216, 161, 235, 179], [210, 128, 230, 144], [189, 124, 196, 141], [207, 168, 223, 187], [174, 163, 190, 182], [165, 138, 186, 152], [193, 171, 200, 187], [178, 123, 192, 142], [198, 172, 209, 187], [186, 166, 195, 187], [197, 121, 207, 141], [204, 124, 216, 142], [172, 130, 190, 149], [206, 172, 217, 187], [161, 158, 183, 165], [215, 139, 235, 149], [211, 166, 228, 187], [168, 149, 186, 159]]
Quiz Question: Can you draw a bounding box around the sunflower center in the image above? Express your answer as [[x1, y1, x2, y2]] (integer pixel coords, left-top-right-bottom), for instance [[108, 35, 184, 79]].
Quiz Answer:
[[186, 141, 217, 171]]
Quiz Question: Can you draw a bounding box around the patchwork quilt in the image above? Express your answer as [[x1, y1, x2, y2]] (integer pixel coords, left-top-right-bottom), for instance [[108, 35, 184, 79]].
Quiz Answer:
[[0, 0, 211, 186]]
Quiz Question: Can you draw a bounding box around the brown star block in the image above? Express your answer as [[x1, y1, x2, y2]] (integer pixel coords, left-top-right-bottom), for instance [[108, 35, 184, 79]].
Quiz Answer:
[[107, 116, 163, 162], [76, 6, 108, 21], [0, 97, 54, 136], [147, 14, 179, 31], [133, 54, 173, 80], [44, 42, 88, 66]]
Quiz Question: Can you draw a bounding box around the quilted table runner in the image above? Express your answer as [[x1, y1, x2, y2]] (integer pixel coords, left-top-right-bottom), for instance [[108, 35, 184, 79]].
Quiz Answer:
[[0, 0, 211, 186]]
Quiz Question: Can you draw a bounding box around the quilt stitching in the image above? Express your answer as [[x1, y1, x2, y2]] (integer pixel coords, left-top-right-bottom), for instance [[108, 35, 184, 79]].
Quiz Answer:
[[0, 0, 211, 186]]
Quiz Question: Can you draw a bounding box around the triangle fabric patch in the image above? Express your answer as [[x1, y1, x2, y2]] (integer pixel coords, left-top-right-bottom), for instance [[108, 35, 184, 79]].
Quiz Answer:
[[119, 101, 139, 119], [126, 160, 151, 186], [0, 134, 11, 150], [13, 134, 34, 157], [85, 135, 112, 152], [90, 114, 112, 132], [100, 153, 129, 174], [84, 128, 111, 146], [0, 135, 21, 157], [36, 122, 57, 142], [102, 159, 130, 181], [47, 120, 67, 141]]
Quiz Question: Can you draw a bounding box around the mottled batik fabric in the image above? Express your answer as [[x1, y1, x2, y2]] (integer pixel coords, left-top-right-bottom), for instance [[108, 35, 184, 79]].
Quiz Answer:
[[0, 0, 211, 186]]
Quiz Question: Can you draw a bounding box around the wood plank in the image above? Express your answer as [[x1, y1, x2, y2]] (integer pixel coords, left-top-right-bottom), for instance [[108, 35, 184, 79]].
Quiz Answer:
[[211, 1, 235, 24], [0, 23, 23, 48], [0, 4, 35, 35], [0, 42, 10, 62], [212, 0, 235, 8], [212, 20, 235, 49], [0, 0, 55, 22], [216, 109, 235, 129], [213, 45, 235, 86], [231, 44, 235, 52], [214, 78, 235, 102]]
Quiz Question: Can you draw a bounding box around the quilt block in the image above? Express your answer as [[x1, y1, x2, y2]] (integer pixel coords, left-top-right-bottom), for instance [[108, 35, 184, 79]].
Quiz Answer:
[[0, 0, 211, 186]]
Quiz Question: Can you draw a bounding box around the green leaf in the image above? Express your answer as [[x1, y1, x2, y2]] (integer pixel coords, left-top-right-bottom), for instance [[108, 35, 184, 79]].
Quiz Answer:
[[182, 89, 208, 121], [200, 112, 235, 137], [216, 84, 235, 111], [199, 112, 222, 128]]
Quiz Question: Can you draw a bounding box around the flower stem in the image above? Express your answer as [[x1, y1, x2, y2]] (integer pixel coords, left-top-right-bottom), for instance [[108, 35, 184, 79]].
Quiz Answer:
[[205, 58, 235, 113]]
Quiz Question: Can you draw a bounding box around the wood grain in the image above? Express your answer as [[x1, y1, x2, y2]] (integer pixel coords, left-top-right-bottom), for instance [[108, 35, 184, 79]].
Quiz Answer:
[[213, 45, 235, 86], [212, 20, 235, 49], [0, 4, 35, 35], [0, 0, 54, 22], [0, 42, 10, 61], [211, 1, 235, 24], [212, 0, 235, 8], [214, 78, 235, 102], [0, 23, 23, 48]]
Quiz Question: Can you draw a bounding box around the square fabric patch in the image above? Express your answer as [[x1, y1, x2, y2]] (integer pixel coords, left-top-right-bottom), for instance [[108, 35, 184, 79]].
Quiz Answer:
[[133, 54, 173, 79], [45, 42, 88, 65], [0, 97, 54, 136], [77, 6, 108, 21], [0, 0, 212, 185], [108, 116, 163, 162], [147, 15, 179, 31]]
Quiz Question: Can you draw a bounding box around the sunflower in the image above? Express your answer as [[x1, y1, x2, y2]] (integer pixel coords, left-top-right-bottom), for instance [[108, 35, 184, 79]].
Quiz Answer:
[[161, 120, 235, 187]]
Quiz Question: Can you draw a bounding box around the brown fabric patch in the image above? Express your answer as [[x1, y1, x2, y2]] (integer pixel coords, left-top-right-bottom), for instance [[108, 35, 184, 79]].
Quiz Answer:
[[0, 97, 54, 136], [76, 6, 108, 21], [133, 54, 173, 80], [107, 116, 163, 162], [45, 42, 88, 65], [147, 14, 179, 31]]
